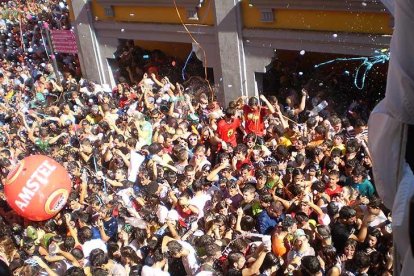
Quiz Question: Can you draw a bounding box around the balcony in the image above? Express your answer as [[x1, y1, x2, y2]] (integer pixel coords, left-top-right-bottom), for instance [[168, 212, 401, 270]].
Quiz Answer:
[[248, 0, 388, 13], [96, 0, 205, 20]]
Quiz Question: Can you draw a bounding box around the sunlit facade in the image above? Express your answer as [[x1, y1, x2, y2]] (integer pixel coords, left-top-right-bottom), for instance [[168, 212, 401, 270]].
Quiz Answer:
[[68, 0, 392, 104]]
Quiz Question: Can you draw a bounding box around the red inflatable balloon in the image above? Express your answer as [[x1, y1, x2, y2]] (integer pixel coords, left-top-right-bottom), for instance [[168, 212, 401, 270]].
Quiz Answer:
[[4, 155, 72, 221]]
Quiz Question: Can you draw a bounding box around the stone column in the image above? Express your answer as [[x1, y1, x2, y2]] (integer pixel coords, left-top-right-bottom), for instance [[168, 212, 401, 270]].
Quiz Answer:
[[213, 0, 248, 105], [70, 0, 110, 85], [244, 45, 275, 96]]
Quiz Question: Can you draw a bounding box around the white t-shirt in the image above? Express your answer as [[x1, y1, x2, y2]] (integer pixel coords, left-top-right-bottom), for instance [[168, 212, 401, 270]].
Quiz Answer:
[[359, 205, 387, 227], [108, 261, 127, 276], [82, 238, 107, 258], [157, 205, 169, 224], [178, 241, 199, 276], [141, 265, 170, 276], [189, 193, 211, 218]]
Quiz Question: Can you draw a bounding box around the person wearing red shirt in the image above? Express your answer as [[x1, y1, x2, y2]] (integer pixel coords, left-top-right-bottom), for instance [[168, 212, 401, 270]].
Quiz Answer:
[[232, 144, 252, 171], [243, 95, 275, 138], [217, 107, 245, 148], [119, 89, 138, 109], [325, 170, 343, 197]]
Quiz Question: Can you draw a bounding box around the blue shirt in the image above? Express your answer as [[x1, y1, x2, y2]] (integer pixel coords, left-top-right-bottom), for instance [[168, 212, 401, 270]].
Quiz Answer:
[[103, 217, 118, 239], [349, 178, 375, 197]]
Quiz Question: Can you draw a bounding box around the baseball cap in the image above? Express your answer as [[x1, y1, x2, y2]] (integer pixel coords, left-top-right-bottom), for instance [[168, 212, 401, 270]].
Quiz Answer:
[[293, 229, 308, 242]]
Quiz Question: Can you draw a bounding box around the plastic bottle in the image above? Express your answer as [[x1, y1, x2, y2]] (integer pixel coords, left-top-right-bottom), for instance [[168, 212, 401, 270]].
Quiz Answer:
[[309, 100, 328, 116]]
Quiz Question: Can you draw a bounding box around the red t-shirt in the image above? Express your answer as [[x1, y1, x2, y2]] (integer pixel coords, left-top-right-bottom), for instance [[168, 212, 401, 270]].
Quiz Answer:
[[217, 118, 241, 147], [119, 94, 138, 108], [243, 105, 268, 137], [176, 204, 194, 219], [325, 185, 343, 197], [236, 156, 252, 171]]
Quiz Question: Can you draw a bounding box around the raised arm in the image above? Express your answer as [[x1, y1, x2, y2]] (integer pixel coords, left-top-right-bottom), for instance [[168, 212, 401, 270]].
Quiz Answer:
[[292, 88, 307, 115], [151, 73, 164, 87], [259, 95, 275, 114]]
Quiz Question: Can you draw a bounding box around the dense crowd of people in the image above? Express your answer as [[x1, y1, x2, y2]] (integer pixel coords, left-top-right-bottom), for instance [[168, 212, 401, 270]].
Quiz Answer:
[[0, 1, 394, 276]]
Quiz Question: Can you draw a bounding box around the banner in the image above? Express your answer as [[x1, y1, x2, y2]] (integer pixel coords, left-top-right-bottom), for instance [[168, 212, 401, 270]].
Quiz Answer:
[[50, 30, 78, 54]]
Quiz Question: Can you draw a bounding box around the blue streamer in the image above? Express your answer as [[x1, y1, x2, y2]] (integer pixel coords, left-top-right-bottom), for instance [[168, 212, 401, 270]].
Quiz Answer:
[[314, 49, 390, 90], [182, 50, 193, 80]]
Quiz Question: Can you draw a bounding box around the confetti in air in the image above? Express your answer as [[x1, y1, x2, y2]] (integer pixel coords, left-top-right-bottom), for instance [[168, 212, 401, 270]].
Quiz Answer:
[[314, 49, 390, 90]]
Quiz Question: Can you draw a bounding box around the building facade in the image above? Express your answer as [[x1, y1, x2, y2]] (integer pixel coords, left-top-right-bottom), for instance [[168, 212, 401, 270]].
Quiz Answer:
[[68, 0, 392, 104]]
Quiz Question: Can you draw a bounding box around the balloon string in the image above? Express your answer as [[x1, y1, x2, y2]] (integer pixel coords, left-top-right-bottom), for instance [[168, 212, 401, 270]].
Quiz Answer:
[[181, 0, 211, 81], [172, 0, 214, 100]]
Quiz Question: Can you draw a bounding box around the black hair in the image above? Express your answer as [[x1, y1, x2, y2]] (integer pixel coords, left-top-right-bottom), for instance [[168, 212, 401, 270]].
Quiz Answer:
[[64, 267, 86, 276], [255, 170, 267, 180], [77, 212, 91, 224], [153, 248, 165, 263], [320, 245, 337, 271], [331, 148, 342, 158], [90, 268, 108, 276], [306, 116, 318, 128], [259, 193, 273, 204], [274, 145, 290, 161], [272, 124, 285, 137], [192, 179, 204, 192], [89, 248, 108, 267], [230, 238, 249, 253], [167, 240, 183, 256], [295, 153, 306, 165], [120, 246, 140, 264], [148, 142, 163, 155], [314, 125, 326, 135], [78, 226, 93, 244], [295, 212, 309, 224], [300, 255, 321, 275], [281, 216, 296, 231], [245, 132, 257, 142], [63, 236, 75, 251], [71, 248, 84, 260], [311, 181, 325, 193], [234, 143, 248, 155], [367, 196, 382, 209], [354, 251, 371, 270], [225, 107, 236, 117], [129, 264, 143, 275], [106, 241, 119, 260], [260, 252, 281, 273], [248, 97, 259, 107], [339, 206, 356, 219], [228, 252, 244, 267], [242, 184, 256, 194], [204, 243, 221, 258], [352, 165, 367, 178], [316, 225, 331, 239], [240, 215, 255, 231]]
